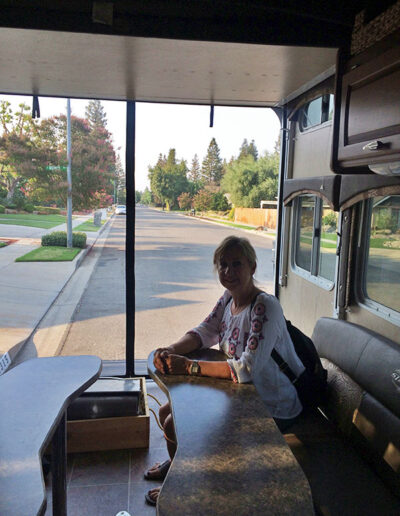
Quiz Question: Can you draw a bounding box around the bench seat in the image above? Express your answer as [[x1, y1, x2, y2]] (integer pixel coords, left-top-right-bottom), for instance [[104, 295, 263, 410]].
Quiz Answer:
[[283, 318, 400, 515]]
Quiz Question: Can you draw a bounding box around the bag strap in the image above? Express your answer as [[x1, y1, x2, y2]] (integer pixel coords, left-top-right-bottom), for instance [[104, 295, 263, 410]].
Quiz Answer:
[[228, 292, 299, 384], [271, 348, 298, 384], [250, 293, 299, 384]]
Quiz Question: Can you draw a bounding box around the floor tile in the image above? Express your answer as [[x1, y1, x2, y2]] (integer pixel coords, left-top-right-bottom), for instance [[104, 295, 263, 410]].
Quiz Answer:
[[67, 483, 129, 516], [130, 447, 170, 483], [129, 481, 159, 515], [70, 449, 130, 486]]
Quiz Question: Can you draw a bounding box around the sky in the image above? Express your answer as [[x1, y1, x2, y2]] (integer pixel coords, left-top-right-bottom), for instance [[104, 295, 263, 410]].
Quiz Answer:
[[1, 95, 281, 191]]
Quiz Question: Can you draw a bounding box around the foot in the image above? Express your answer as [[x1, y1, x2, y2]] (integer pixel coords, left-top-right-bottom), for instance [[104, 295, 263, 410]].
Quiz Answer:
[[145, 487, 160, 506], [144, 459, 171, 480]]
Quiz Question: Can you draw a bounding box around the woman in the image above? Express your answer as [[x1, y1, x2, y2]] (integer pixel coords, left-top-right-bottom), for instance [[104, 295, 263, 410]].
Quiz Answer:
[[145, 235, 304, 506]]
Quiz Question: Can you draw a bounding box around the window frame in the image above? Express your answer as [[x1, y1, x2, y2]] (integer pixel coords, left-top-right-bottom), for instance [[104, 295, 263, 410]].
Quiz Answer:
[[298, 93, 334, 132], [291, 194, 336, 290], [354, 198, 400, 326]]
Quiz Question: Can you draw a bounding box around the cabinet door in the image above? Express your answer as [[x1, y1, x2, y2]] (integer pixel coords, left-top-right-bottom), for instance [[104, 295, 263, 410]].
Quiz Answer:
[[334, 42, 400, 171]]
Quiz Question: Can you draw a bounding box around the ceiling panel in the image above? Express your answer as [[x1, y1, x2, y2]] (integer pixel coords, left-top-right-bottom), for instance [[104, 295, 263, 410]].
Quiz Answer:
[[0, 28, 337, 106]]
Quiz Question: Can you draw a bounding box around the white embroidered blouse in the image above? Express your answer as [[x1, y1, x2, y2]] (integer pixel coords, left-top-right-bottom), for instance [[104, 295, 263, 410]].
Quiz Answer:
[[190, 290, 304, 419]]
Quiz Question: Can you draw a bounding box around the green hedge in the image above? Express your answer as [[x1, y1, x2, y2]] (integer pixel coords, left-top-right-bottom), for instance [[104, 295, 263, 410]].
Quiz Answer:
[[42, 231, 87, 249], [0, 205, 4, 214], [24, 203, 34, 213], [35, 206, 61, 215]]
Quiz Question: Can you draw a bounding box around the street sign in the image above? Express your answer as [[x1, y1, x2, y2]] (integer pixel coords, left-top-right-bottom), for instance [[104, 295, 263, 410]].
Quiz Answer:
[[45, 165, 67, 171]]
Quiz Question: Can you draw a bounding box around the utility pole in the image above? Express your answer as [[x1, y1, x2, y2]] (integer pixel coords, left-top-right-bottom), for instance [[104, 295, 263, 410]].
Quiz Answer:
[[66, 99, 73, 248]]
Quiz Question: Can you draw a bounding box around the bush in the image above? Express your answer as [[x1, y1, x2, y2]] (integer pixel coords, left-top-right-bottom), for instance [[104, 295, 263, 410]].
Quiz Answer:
[[24, 203, 34, 213], [322, 212, 337, 229], [34, 206, 61, 215], [42, 231, 87, 249], [5, 203, 17, 209], [0, 205, 4, 214], [228, 207, 235, 221], [375, 212, 398, 234], [211, 192, 230, 211]]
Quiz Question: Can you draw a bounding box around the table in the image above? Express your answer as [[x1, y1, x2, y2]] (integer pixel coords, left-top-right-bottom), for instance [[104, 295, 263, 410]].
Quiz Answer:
[[148, 349, 314, 516], [0, 355, 102, 516]]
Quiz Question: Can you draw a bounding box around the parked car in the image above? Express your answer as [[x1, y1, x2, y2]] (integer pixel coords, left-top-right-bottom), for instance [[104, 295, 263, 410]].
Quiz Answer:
[[115, 205, 126, 215]]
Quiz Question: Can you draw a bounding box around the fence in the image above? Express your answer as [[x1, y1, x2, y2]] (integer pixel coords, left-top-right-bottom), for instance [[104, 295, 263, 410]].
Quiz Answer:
[[235, 207, 277, 230]]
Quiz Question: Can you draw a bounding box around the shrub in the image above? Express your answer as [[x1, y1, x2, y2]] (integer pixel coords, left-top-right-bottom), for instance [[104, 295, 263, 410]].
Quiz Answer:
[[5, 203, 17, 209], [177, 192, 192, 210], [375, 212, 398, 234], [42, 231, 87, 249], [322, 212, 337, 229], [193, 189, 214, 211], [228, 207, 235, 221], [24, 203, 34, 213], [0, 205, 4, 214], [34, 206, 61, 215], [211, 192, 230, 211]]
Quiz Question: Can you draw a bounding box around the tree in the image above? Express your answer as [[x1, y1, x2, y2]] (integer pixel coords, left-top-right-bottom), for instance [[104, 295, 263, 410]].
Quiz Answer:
[[114, 155, 126, 203], [85, 100, 107, 130], [221, 148, 279, 207], [148, 148, 189, 210], [141, 187, 152, 205], [0, 101, 56, 201], [238, 138, 258, 161], [248, 140, 259, 161], [188, 154, 201, 182], [38, 114, 116, 210], [201, 138, 223, 185]]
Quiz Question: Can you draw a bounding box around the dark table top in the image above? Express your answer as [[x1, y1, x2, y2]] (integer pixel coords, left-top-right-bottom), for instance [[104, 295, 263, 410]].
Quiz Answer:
[[148, 349, 314, 516], [0, 355, 102, 516]]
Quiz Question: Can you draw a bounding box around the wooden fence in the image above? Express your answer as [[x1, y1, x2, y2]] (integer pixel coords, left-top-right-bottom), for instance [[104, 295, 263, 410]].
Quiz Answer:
[[235, 207, 277, 229]]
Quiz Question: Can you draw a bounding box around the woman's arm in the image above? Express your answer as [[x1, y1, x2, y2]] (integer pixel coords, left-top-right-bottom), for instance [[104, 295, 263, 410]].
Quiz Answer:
[[153, 332, 201, 372], [164, 353, 232, 380]]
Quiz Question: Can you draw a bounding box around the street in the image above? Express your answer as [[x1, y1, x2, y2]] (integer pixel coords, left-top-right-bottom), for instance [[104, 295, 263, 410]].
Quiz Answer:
[[60, 206, 275, 360]]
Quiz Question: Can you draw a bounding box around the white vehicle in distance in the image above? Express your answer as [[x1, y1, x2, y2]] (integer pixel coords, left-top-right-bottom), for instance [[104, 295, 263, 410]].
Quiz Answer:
[[115, 205, 126, 215]]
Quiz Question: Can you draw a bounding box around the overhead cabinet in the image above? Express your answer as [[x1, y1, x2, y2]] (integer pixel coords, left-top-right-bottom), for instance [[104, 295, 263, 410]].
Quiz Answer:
[[332, 31, 400, 173]]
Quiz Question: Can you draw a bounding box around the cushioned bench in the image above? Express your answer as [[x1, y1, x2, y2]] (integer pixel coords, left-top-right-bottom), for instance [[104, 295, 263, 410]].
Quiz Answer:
[[283, 318, 400, 515]]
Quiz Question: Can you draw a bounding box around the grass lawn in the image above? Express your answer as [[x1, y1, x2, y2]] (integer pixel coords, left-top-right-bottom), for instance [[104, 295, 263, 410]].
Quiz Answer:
[[15, 246, 81, 262], [0, 213, 67, 229], [74, 219, 105, 232]]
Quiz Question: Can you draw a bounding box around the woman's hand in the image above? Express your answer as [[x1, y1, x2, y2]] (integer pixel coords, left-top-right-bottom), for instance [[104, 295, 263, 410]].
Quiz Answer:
[[153, 347, 172, 373], [164, 354, 191, 375]]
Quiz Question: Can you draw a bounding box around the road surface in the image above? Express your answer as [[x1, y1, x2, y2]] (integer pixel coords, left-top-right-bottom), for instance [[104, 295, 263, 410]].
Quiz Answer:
[[60, 207, 275, 360]]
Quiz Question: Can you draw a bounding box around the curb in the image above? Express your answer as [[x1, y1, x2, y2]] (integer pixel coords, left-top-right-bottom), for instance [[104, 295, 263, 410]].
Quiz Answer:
[[11, 216, 113, 365], [74, 216, 111, 270], [177, 211, 276, 240]]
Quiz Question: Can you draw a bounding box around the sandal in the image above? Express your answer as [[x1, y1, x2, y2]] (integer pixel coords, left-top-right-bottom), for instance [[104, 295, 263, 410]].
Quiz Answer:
[[144, 459, 171, 480], [145, 488, 160, 506]]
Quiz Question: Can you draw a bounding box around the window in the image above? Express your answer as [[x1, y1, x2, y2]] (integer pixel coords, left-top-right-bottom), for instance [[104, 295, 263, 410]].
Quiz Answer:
[[299, 94, 334, 131], [361, 195, 400, 314], [295, 195, 315, 272], [293, 195, 338, 285]]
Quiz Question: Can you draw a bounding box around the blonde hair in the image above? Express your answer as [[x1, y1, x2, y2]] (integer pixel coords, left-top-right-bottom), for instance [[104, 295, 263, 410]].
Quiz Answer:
[[213, 236, 257, 271]]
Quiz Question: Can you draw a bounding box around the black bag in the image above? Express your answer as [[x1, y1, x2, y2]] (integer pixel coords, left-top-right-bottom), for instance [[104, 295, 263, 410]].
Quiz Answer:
[[271, 320, 328, 410]]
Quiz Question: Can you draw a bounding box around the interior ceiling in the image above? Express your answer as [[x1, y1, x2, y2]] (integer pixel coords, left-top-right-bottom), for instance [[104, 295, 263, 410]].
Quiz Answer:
[[0, 28, 337, 106]]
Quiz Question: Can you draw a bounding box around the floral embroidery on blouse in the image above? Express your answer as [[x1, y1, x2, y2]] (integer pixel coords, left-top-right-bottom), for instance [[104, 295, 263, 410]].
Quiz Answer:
[[203, 296, 224, 323]]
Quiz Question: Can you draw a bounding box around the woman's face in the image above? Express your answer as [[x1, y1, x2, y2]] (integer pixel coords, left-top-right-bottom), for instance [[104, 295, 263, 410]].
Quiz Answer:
[[217, 245, 255, 295]]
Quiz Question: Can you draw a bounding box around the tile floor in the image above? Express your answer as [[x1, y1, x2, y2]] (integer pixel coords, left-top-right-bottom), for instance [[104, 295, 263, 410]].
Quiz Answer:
[[45, 380, 169, 516]]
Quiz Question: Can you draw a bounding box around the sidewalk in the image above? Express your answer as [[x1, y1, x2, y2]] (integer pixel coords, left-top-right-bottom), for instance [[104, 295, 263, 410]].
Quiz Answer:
[[0, 216, 110, 360]]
